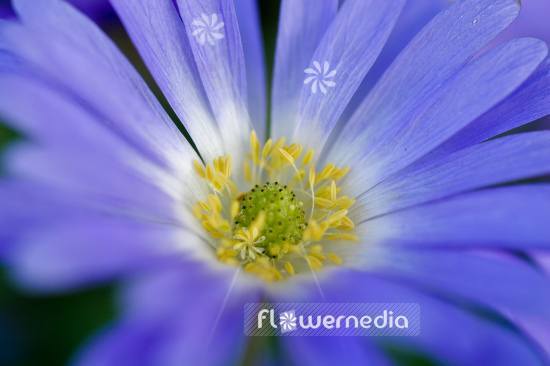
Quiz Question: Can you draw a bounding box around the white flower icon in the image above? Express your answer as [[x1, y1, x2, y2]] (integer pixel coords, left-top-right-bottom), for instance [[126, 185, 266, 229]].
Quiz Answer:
[[280, 310, 297, 333], [304, 61, 337, 94], [192, 13, 225, 46]]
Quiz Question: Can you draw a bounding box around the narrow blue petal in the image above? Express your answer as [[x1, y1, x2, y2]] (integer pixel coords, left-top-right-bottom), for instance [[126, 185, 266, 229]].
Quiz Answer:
[[270, 0, 338, 139], [370, 248, 550, 319], [360, 185, 550, 249], [429, 56, 550, 158], [234, 0, 267, 138], [329, 0, 521, 166], [342, 38, 547, 197], [176, 0, 250, 163], [292, 0, 405, 153], [110, 0, 225, 162], [356, 132, 550, 219]]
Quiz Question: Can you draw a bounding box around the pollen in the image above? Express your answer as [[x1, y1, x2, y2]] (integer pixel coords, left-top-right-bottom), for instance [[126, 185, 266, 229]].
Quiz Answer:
[[192, 130, 356, 282]]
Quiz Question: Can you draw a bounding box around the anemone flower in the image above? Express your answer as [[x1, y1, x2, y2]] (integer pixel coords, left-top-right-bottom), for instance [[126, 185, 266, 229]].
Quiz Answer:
[[1, 0, 550, 365]]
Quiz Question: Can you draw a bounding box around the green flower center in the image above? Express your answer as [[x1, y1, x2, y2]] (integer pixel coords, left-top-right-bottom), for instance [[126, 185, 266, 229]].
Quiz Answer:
[[234, 182, 307, 256]]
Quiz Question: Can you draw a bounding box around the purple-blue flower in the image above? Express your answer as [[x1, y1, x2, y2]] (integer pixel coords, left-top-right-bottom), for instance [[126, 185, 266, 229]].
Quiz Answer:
[[1, 0, 550, 364]]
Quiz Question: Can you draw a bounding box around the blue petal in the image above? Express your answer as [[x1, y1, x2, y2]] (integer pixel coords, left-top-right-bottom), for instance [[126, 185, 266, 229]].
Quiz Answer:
[[279, 270, 547, 365], [281, 337, 393, 366], [176, 0, 250, 163], [429, 56, 550, 158], [369, 248, 550, 319], [356, 131, 550, 219], [360, 185, 550, 249], [329, 0, 521, 166], [270, 0, 338, 139], [342, 38, 547, 197], [109, 0, 225, 162], [292, 0, 405, 153], [10, 0, 189, 167], [0, 21, 192, 174], [76, 264, 263, 366], [234, 0, 267, 138]]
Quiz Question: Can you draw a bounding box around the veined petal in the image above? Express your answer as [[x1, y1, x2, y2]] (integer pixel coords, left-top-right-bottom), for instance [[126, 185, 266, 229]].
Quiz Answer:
[[356, 132, 550, 220], [177, 0, 250, 165], [271, 0, 338, 140], [329, 0, 521, 166], [292, 0, 405, 153], [360, 185, 550, 249], [343, 38, 548, 197], [109, 0, 225, 163], [234, 0, 267, 138], [428, 56, 550, 158]]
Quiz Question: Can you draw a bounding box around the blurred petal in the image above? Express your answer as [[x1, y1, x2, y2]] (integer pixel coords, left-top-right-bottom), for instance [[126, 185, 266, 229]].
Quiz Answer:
[[77, 264, 263, 366], [281, 337, 393, 366]]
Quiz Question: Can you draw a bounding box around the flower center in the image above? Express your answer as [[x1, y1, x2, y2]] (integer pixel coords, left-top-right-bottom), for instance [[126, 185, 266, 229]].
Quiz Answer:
[[235, 182, 307, 256], [191, 131, 358, 282]]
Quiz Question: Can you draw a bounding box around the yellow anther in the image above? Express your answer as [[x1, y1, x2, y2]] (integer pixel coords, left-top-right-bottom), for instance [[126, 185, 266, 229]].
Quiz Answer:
[[272, 137, 286, 154], [309, 252, 327, 261], [224, 155, 232, 176], [230, 200, 240, 220], [198, 201, 211, 213], [285, 261, 296, 276], [320, 163, 335, 180], [211, 232, 226, 239], [213, 157, 220, 173], [333, 166, 350, 180], [193, 160, 206, 179], [314, 197, 333, 207], [326, 233, 359, 242], [303, 149, 314, 166], [250, 130, 260, 160], [309, 165, 316, 187], [206, 165, 214, 182], [334, 196, 356, 209], [207, 194, 222, 212], [325, 209, 348, 226], [192, 203, 203, 219], [262, 139, 273, 159], [327, 253, 343, 265], [307, 255, 323, 270], [310, 244, 323, 252], [330, 181, 337, 202], [278, 148, 295, 165], [340, 216, 355, 229]]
